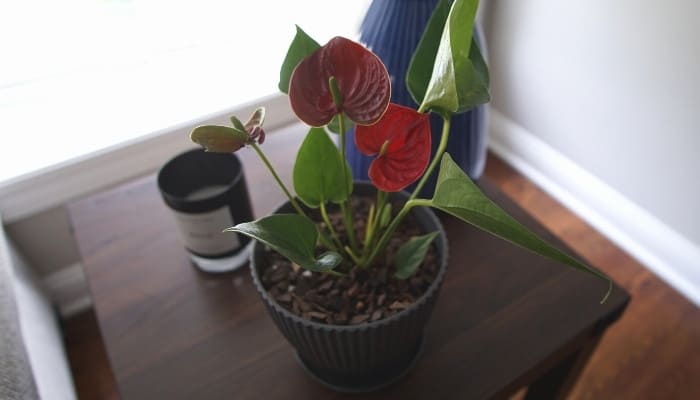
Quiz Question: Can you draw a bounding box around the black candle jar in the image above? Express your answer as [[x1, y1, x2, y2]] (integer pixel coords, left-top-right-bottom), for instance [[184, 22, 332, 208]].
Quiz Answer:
[[158, 148, 253, 273]]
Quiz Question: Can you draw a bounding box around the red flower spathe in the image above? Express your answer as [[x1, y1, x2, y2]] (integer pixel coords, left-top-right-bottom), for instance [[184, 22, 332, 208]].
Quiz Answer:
[[288, 36, 391, 127], [355, 103, 431, 192]]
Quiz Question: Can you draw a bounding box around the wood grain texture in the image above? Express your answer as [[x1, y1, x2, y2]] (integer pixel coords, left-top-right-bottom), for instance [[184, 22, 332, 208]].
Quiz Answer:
[[61, 310, 119, 400], [64, 126, 636, 399]]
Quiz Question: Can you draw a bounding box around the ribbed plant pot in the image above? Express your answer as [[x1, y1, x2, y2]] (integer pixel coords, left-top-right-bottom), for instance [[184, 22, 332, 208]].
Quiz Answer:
[[250, 182, 448, 393]]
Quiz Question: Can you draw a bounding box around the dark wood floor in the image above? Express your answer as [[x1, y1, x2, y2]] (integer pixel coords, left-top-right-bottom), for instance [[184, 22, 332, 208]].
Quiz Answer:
[[62, 310, 119, 400], [62, 153, 700, 399]]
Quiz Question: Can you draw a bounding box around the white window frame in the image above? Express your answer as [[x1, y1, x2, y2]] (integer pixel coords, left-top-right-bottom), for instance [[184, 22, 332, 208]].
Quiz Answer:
[[0, 94, 295, 223]]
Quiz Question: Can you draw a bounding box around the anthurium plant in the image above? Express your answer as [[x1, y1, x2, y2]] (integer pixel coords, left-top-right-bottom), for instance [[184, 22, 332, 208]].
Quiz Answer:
[[190, 0, 611, 303]]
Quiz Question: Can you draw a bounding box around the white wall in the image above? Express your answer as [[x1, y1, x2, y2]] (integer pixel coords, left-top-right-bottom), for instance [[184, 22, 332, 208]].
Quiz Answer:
[[482, 0, 700, 304]]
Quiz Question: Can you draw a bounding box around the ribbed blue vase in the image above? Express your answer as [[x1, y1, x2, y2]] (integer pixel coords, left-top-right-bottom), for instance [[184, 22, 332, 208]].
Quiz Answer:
[[346, 0, 489, 195]]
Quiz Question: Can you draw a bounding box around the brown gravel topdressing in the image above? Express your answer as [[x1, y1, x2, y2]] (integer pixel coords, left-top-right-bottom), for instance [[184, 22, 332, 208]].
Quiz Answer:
[[259, 196, 440, 325]]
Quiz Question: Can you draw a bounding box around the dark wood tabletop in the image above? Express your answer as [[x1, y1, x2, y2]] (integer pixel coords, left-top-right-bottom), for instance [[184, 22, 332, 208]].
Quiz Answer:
[[68, 124, 629, 400]]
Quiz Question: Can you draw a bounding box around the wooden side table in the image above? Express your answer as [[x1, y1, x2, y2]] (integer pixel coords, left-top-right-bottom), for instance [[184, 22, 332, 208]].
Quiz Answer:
[[67, 125, 628, 399]]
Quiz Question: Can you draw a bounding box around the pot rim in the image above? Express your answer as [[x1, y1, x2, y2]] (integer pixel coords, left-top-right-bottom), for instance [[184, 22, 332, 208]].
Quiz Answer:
[[249, 181, 449, 332]]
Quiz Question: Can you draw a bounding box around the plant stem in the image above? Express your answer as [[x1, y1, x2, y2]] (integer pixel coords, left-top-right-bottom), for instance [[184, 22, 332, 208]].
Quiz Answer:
[[331, 96, 359, 253], [344, 246, 363, 265], [320, 202, 343, 250], [409, 116, 452, 201], [363, 203, 376, 248], [406, 199, 431, 208], [364, 199, 418, 266], [250, 142, 337, 251], [251, 143, 305, 216], [340, 203, 358, 252], [361, 190, 387, 264]]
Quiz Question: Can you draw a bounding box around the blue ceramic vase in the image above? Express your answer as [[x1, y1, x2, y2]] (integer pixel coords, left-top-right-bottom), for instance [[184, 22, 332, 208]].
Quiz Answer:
[[346, 0, 489, 195]]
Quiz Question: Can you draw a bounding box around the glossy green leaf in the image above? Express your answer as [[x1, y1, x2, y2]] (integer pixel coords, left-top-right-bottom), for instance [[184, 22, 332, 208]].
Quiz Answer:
[[406, 0, 451, 106], [278, 25, 320, 94], [412, 0, 490, 116], [466, 36, 489, 98], [427, 153, 612, 302], [226, 214, 341, 273], [394, 231, 439, 279], [293, 127, 349, 207], [190, 125, 248, 153]]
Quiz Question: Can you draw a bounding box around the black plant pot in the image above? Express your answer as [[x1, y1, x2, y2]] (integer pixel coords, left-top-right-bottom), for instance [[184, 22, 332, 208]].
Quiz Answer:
[[250, 182, 448, 393]]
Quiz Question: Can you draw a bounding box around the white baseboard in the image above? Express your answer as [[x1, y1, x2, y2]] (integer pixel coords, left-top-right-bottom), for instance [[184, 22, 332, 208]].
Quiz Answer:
[[489, 110, 700, 307], [43, 263, 92, 318]]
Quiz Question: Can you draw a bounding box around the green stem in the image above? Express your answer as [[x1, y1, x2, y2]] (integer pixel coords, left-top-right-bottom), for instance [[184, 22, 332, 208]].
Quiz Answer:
[[409, 117, 452, 201], [251, 143, 305, 216], [344, 246, 363, 265], [407, 199, 431, 208], [361, 190, 387, 263], [363, 203, 376, 248], [328, 79, 359, 253], [320, 202, 343, 250], [340, 202, 359, 253], [365, 200, 419, 266], [251, 142, 337, 251]]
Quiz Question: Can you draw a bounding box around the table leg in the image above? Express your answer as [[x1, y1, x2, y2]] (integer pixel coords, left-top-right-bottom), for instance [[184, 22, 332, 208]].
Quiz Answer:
[[524, 333, 602, 400]]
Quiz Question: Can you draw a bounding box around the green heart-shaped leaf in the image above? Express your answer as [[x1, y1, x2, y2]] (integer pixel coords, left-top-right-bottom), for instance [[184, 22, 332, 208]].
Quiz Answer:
[[406, 0, 451, 107], [278, 25, 320, 94], [408, 0, 490, 117], [293, 127, 350, 207], [394, 231, 439, 280], [226, 214, 341, 273], [427, 153, 612, 303], [190, 125, 248, 153]]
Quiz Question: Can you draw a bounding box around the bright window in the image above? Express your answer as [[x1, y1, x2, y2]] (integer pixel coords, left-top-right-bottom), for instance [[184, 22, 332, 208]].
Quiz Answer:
[[0, 0, 370, 184]]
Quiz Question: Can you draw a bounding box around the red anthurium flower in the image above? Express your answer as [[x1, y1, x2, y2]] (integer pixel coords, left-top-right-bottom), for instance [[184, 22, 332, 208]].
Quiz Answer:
[[288, 36, 391, 127], [355, 103, 431, 192]]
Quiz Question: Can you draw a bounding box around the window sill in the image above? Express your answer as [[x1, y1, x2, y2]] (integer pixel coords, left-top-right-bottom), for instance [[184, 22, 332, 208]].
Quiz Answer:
[[0, 93, 295, 223]]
